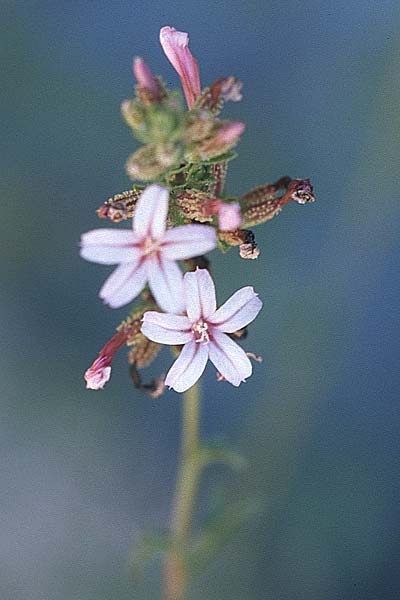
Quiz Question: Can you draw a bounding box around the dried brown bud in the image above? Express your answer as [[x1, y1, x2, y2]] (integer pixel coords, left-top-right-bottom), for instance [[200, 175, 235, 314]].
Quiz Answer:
[[196, 77, 243, 114], [239, 243, 260, 259], [241, 177, 315, 227], [96, 189, 142, 222], [206, 161, 228, 196], [174, 189, 215, 222], [128, 336, 161, 369], [218, 228, 249, 247], [241, 176, 291, 206]]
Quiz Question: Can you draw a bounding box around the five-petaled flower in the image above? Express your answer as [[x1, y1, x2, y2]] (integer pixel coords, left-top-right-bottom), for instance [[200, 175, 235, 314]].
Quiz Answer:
[[80, 185, 217, 313], [141, 268, 262, 392]]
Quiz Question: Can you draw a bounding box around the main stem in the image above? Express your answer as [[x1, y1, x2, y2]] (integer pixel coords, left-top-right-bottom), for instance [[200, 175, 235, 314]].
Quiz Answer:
[[164, 382, 201, 600]]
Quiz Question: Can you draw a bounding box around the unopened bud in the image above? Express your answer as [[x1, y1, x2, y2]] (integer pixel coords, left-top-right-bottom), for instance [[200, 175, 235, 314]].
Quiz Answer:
[[121, 99, 144, 132], [126, 144, 180, 181], [159, 26, 201, 109], [133, 57, 165, 104], [195, 121, 245, 160]]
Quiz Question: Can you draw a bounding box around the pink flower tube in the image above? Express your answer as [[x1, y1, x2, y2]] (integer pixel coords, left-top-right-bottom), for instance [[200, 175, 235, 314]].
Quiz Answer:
[[159, 26, 201, 108]]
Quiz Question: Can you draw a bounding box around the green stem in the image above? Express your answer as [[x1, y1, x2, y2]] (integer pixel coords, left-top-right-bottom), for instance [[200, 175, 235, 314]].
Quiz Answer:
[[164, 382, 201, 600]]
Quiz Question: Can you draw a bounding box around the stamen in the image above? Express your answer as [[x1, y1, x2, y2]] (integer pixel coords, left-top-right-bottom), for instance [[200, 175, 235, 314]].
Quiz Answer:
[[192, 319, 210, 344], [142, 237, 160, 256]]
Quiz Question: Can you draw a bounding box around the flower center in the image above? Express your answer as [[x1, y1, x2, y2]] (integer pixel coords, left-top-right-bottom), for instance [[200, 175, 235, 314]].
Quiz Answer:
[[192, 319, 210, 344], [141, 237, 160, 256]]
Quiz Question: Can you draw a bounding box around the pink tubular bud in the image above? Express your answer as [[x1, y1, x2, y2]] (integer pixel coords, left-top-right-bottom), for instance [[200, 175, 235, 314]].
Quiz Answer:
[[84, 329, 128, 391], [218, 201, 242, 231], [216, 121, 245, 145], [159, 26, 201, 108], [133, 57, 160, 98]]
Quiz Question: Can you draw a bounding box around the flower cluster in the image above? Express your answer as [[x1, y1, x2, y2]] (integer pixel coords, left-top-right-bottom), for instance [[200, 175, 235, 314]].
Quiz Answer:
[[81, 26, 314, 395]]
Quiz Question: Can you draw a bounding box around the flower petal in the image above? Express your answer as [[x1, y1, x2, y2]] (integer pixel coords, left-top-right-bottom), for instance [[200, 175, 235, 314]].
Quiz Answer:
[[99, 260, 148, 308], [209, 329, 252, 386], [80, 229, 140, 264], [133, 184, 169, 239], [161, 225, 216, 260], [141, 311, 192, 345], [147, 255, 185, 313], [209, 287, 262, 333], [183, 268, 216, 321], [165, 340, 209, 393]]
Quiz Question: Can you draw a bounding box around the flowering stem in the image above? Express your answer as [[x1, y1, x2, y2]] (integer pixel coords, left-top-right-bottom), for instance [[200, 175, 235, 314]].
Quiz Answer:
[[164, 382, 201, 600]]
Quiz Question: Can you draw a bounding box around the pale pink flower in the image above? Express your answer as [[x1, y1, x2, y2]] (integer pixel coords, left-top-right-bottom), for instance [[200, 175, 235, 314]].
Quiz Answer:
[[159, 26, 201, 108], [141, 268, 262, 392], [80, 185, 217, 312], [218, 201, 242, 231]]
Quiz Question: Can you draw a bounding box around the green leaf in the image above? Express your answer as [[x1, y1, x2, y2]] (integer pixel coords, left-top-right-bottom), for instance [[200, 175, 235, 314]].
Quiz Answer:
[[188, 497, 262, 574]]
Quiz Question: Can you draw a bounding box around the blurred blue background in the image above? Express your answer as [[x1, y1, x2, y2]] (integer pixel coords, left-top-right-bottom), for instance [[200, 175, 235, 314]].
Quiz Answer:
[[1, 1, 399, 598]]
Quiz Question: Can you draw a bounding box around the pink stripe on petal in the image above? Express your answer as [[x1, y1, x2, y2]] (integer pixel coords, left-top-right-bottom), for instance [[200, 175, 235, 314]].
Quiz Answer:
[[133, 184, 169, 239], [209, 329, 252, 386], [99, 260, 148, 308], [209, 287, 262, 333], [141, 311, 192, 345], [183, 268, 216, 321], [161, 225, 216, 260], [165, 340, 209, 393], [147, 255, 185, 314], [80, 229, 139, 264]]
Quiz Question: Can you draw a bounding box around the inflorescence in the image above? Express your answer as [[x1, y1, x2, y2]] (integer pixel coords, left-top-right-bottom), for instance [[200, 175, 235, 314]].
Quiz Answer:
[[80, 26, 315, 395]]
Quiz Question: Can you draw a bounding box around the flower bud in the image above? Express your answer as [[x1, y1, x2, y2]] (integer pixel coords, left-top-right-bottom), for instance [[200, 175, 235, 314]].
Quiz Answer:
[[133, 57, 165, 104], [194, 121, 245, 160], [121, 99, 145, 133], [126, 144, 180, 181], [159, 26, 201, 108]]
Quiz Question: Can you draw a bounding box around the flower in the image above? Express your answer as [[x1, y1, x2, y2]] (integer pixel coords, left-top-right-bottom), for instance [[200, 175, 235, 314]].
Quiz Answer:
[[80, 185, 217, 312], [159, 26, 201, 108], [141, 268, 263, 392]]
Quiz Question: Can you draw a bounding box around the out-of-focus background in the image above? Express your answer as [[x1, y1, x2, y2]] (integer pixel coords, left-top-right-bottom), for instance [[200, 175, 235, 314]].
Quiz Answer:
[[1, 1, 399, 599]]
